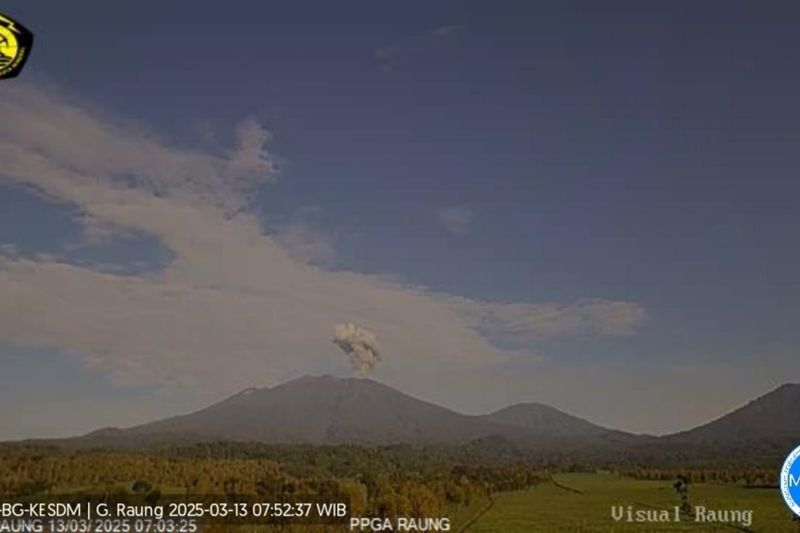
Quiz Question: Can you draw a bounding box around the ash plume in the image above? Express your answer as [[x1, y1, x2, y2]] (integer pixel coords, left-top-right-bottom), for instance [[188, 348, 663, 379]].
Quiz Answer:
[[332, 323, 382, 377]]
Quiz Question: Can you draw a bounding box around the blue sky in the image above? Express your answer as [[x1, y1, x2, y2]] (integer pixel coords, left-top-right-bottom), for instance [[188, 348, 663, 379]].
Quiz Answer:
[[0, 1, 799, 438]]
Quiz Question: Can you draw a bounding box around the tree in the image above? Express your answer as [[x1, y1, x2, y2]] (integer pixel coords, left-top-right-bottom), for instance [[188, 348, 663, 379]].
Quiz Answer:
[[673, 475, 692, 517]]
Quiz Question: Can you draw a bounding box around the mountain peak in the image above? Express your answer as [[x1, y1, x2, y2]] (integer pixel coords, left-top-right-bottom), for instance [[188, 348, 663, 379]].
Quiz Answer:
[[280, 374, 383, 388], [93, 373, 617, 447], [487, 402, 613, 437], [770, 382, 800, 394], [297, 373, 336, 380], [62, 380, 800, 454], [667, 382, 800, 445], [287, 373, 384, 383]]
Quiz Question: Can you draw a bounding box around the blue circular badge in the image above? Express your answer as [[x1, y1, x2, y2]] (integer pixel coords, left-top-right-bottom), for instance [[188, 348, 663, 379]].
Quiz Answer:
[[781, 445, 800, 516]]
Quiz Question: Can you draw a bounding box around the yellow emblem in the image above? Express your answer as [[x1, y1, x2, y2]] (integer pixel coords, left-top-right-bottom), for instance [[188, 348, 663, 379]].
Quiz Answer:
[[0, 12, 33, 80]]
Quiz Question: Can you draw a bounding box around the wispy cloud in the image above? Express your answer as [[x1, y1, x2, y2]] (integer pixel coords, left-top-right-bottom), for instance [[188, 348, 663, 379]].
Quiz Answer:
[[0, 83, 647, 404], [429, 25, 460, 38], [472, 299, 648, 340], [272, 207, 339, 266], [376, 25, 463, 72], [0, 243, 19, 256], [437, 205, 473, 234]]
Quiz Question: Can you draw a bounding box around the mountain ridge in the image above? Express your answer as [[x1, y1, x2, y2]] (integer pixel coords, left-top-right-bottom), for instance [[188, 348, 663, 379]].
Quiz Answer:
[[16, 376, 799, 454], [664, 382, 800, 447], [69, 374, 628, 448]]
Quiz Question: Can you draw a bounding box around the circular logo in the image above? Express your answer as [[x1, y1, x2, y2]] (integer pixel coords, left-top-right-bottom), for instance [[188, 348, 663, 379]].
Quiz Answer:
[[781, 445, 800, 517], [0, 12, 34, 80], [0, 25, 18, 67]]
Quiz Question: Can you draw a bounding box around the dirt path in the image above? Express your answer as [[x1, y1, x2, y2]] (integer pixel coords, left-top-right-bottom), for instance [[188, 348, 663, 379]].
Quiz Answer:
[[457, 493, 495, 533], [461, 475, 583, 532], [550, 478, 584, 495]]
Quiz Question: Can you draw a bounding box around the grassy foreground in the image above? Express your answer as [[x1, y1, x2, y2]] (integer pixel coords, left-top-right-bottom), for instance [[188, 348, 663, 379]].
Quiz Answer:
[[2, 445, 795, 532], [467, 473, 796, 532]]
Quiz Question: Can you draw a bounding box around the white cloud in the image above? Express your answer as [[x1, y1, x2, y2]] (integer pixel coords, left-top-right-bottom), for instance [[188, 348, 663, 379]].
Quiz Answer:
[[271, 207, 339, 266], [0, 83, 647, 413], [0, 84, 274, 214], [273, 221, 337, 266], [472, 299, 648, 340], [0, 243, 19, 256], [437, 205, 473, 234], [225, 117, 277, 183]]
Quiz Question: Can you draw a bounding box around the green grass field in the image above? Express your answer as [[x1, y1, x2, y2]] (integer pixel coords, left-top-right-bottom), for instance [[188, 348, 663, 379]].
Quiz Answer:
[[465, 473, 797, 532]]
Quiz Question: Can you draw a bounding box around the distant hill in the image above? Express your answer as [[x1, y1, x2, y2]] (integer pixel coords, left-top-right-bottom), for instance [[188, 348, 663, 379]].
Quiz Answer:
[[664, 383, 800, 448], [68, 375, 630, 449], [30, 378, 800, 461], [485, 403, 613, 438]]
